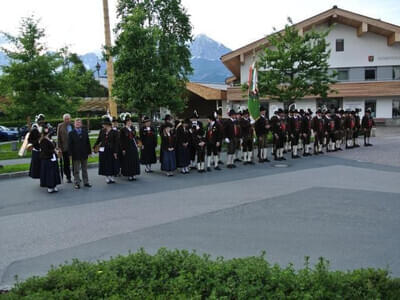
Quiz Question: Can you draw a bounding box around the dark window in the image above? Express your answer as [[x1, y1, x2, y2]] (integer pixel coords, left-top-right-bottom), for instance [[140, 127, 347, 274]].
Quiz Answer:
[[336, 39, 344, 52], [393, 66, 400, 80], [365, 100, 376, 118], [337, 69, 349, 81], [365, 68, 376, 80]]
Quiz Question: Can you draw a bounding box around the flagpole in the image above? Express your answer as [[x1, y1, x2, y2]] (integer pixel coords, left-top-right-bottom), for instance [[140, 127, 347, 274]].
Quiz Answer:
[[102, 0, 117, 118]]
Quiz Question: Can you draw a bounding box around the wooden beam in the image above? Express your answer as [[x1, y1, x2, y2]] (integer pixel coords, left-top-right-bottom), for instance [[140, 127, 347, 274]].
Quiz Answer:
[[357, 22, 368, 36], [388, 32, 400, 46], [240, 53, 245, 65]]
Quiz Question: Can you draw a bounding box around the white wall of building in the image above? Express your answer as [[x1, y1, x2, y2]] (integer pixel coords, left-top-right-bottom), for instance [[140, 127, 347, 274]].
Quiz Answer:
[[376, 97, 393, 118], [343, 98, 365, 116], [323, 23, 400, 69]]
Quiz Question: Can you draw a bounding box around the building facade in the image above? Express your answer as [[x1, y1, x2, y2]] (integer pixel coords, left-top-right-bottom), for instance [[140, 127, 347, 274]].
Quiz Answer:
[[221, 6, 400, 120]]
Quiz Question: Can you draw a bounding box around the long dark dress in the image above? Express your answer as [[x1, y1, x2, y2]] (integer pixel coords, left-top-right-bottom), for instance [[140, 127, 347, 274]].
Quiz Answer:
[[39, 138, 61, 188], [161, 134, 176, 172], [94, 128, 119, 176], [176, 125, 190, 168], [28, 128, 41, 179], [139, 126, 157, 164], [119, 127, 141, 177]]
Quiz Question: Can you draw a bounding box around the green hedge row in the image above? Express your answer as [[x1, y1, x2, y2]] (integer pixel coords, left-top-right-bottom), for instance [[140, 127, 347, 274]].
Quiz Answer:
[[2, 249, 399, 299]]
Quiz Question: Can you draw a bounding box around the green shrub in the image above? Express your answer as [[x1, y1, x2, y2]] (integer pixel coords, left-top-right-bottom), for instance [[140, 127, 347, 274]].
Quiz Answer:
[[1, 249, 399, 299]]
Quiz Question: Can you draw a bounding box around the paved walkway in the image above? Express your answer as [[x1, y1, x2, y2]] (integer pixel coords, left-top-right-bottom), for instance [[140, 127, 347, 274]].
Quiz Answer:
[[0, 131, 400, 289]]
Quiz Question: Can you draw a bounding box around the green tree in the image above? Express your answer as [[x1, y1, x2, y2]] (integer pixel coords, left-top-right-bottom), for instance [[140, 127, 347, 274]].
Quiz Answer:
[[257, 19, 336, 105], [0, 16, 70, 118], [112, 0, 193, 114]]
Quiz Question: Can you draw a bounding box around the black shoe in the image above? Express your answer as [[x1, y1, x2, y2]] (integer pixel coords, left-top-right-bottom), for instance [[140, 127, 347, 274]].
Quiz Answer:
[[234, 158, 242, 162], [243, 161, 249, 165], [84, 183, 92, 188], [368, 143, 373, 146], [227, 164, 233, 169], [264, 158, 270, 162], [74, 184, 80, 189], [214, 166, 221, 171], [337, 148, 343, 151], [281, 157, 286, 160], [207, 167, 211, 172], [67, 179, 72, 183], [319, 151, 324, 154], [248, 161, 255, 165], [258, 159, 264, 163], [232, 164, 237, 168], [354, 144, 360, 148], [218, 160, 224, 165]]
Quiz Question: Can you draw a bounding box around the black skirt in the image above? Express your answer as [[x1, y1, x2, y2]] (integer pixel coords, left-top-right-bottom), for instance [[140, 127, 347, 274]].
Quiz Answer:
[[98, 147, 119, 176], [176, 145, 190, 168], [29, 150, 41, 179], [140, 146, 157, 165], [121, 143, 141, 177], [161, 150, 176, 172], [40, 159, 61, 188]]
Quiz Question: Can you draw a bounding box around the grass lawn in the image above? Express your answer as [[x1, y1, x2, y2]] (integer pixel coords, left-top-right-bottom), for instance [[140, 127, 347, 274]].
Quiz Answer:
[[0, 156, 99, 175]]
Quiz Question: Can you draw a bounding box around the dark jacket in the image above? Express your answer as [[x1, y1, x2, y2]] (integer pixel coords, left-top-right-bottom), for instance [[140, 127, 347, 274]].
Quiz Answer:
[[68, 128, 92, 160], [39, 138, 57, 160], [254, 116, 268, 137], [205, 121, 221, 144], [239, 117, 253, 138], [94, 128, 119, 154]]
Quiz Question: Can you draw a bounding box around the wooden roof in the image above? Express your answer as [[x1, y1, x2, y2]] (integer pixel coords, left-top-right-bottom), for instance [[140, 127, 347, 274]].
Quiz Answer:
[[221, 6, 400, 77], [227, 81, 400, 101], [78, 97, 109, 113], [186, 82, 227, 100]]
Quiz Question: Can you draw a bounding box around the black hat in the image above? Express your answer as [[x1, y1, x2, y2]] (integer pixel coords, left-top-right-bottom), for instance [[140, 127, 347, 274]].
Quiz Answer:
[[260, 106, 266, 112], [355, 108, 360, 113], [316, 109, 322, 114], [164, 114, 172, 121], [35, 114, 45, 123], [102, 115, 112, 125], [243, 109, 249, 115], [120, 112, 132, 123], [142, 116, 151, 123], [228, 109, 236, 116], [208, 114, 216, 121], [299, 109, 305, 115], [307, 109, 313, 115], [217, 108, 223, 116], [192, 110, 199, 119], [366, 108, 371, 113]]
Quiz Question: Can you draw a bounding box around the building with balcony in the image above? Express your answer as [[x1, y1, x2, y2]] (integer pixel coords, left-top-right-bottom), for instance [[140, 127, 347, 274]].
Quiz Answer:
[[221, 6, 400, 121]]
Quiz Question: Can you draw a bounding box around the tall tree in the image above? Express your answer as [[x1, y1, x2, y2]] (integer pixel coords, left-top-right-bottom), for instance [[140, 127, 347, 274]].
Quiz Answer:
[[257, 19, 336, 105], [0, 17, 70, 118], [112, 0, 193, 114]]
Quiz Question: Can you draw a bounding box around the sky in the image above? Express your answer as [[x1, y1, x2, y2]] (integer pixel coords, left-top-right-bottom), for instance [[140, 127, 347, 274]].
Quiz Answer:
[[0, 0, 399, 54]]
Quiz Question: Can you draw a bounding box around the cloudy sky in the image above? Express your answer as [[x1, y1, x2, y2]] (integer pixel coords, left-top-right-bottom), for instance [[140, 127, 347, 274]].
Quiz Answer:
[[0, 0, 399, 54]]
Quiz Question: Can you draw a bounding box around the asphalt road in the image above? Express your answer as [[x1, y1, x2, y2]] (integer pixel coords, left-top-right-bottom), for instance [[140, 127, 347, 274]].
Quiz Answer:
[[1, 133, 400, 289]]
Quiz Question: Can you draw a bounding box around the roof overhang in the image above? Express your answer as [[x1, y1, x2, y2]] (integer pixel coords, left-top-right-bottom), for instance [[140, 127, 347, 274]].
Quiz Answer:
[[186, 82, 227, 100], [221, 6, 400, 78]]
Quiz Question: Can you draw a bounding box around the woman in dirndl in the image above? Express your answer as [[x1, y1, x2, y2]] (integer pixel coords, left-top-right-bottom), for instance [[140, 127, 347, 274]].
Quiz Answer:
[[39, 124, 61, 193], [119, 113, 140, 181], [175, 119, 191, 174], [160, 122, 176, 176], [139, 116, 157, 173], [28, 114, 46, 179], [94, 115, 119, 184]]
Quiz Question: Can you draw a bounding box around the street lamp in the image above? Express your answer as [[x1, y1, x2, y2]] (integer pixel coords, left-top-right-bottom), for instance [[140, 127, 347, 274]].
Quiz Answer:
[[95, 62, 101, 78]]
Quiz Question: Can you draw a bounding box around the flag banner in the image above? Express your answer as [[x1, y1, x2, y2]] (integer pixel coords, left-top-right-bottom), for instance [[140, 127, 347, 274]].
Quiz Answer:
[[248, 62, 260, 119]]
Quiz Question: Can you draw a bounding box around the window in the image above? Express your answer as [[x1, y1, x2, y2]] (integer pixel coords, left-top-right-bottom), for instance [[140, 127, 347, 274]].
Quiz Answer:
[[393, 66, 400, 80], [336, 39, 344, 52], [393, 99, 400, 118], [365, 68, 376, 80], [365, 100, 376, 118], [337, 69, 349, 81], [317, 98, 343, 112]]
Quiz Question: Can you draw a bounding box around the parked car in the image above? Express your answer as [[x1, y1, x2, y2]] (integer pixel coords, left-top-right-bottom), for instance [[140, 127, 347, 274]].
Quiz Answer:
[[0, 125, 19, 141]]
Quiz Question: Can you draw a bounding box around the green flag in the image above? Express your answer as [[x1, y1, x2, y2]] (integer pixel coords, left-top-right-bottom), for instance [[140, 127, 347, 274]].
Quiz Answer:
[[248, 62, 260, 119]]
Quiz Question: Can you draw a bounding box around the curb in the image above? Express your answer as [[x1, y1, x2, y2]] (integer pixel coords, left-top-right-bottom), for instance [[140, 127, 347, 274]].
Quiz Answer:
[[0, 163, 99, 180]]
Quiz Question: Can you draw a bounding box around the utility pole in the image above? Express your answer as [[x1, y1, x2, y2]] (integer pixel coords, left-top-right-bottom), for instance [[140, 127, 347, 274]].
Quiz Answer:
[[102, 0, 117, 117]]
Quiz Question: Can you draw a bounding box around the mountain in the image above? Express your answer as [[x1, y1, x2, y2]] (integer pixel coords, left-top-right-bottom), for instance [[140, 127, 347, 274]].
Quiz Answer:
[[189, 34, 232, 83], [0, 34, 233, 83]]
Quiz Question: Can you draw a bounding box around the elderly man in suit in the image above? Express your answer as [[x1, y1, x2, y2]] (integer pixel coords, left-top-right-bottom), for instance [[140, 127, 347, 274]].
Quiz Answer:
[[57, 114, 73, 183], [68, 118, 92, 189]]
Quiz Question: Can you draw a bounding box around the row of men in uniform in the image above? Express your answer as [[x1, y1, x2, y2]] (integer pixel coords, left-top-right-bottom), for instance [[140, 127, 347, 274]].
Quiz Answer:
[[26, 106, 375, 192]]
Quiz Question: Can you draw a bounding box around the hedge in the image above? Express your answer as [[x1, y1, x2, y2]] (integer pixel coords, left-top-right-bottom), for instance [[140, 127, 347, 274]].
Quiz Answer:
[[1, 249, 399, 299]]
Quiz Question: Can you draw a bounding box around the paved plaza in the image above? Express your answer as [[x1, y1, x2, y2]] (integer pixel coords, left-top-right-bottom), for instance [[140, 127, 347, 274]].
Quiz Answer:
[[1, 131, 400, 289]]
